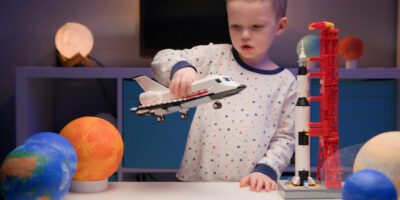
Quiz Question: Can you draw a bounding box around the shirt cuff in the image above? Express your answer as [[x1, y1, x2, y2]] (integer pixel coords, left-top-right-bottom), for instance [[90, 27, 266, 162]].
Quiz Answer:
[[170, 61, 197, 80], [252, 164, 277, 181]]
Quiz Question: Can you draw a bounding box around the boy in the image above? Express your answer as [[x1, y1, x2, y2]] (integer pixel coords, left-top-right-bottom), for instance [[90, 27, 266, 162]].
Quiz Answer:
[[151, 0, 295, 192]]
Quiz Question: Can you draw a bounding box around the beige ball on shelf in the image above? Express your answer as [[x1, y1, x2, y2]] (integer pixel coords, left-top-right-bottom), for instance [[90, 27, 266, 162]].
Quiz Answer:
[[353, 131, 400, 197]]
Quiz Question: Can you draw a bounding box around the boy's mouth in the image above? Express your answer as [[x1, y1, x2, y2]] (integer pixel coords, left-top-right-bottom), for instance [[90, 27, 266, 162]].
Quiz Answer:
[[241, 44, 253, 50]]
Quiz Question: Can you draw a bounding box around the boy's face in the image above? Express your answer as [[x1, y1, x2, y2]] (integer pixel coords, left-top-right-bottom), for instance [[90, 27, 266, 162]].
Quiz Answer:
[[227, 0, 287, 64]]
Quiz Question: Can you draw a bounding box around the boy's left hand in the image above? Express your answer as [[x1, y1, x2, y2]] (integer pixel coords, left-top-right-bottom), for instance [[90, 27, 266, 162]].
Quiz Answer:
[[239, 172, 276, 192]]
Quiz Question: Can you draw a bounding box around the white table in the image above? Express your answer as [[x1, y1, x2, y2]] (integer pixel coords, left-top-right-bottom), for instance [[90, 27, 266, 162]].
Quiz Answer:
[[64, 182, 283, 200]]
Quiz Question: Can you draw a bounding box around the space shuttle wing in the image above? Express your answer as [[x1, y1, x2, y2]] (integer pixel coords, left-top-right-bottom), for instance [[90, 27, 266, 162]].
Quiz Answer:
[[130, 94, 210, 116], [133, 75, 167, 92]]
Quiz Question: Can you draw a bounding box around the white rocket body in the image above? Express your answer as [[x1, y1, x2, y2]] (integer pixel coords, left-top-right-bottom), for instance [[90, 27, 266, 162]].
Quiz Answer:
[[291, 41, 316, 186]]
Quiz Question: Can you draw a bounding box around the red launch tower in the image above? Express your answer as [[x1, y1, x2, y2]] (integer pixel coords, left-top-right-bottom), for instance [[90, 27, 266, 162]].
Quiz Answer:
[[308, 22, 342, 188]]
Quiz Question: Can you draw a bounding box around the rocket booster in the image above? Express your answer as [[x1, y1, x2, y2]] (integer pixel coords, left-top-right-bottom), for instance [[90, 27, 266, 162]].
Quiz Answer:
[[292, 41, 315, 186]]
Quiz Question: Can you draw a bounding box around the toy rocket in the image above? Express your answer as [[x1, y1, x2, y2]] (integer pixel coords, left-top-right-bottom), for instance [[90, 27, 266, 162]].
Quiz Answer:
[[291, 41, 316, 186]]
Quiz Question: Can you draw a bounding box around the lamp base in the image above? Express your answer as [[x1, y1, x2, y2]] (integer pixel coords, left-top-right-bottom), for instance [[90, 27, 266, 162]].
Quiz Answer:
[[57, 52, 91, 67], [70, 179, 108, 193]]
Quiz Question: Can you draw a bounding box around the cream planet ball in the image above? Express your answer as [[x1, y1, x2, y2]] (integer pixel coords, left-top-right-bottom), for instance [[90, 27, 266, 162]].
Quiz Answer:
[[353, 131, 400, 197]]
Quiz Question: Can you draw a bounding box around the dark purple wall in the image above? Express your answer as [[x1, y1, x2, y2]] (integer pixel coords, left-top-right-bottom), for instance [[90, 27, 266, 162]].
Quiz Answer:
[[0, 0, 397, 162]]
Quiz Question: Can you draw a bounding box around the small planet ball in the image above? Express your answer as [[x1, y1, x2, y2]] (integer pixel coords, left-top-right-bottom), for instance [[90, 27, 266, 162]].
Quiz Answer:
[[0, 143, 72, 200], [339, 36, 364, 60], [60, 116, 124, 181], [23, 132, 77, 175], [353, 131, 400, 196], [342, 169, 397, 200], [296, 34, 320, 58]]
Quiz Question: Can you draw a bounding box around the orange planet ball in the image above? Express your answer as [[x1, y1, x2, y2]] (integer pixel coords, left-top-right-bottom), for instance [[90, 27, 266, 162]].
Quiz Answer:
[[339, 36, 364, 60], [60, 116, 124, 181]]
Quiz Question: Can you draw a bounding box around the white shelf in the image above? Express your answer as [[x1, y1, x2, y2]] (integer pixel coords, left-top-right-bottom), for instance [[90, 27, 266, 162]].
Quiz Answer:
[[64, 182, 283, 200], [15, 66, 400, 180]]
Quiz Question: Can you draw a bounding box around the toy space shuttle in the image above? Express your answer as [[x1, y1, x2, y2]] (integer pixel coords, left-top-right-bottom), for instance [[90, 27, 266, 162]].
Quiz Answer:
[[291, 41, 316, 186], [130, 75, 246, 122]]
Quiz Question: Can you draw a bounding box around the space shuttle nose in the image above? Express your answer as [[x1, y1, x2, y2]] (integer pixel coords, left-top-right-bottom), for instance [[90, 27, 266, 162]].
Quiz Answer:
[[238, 84, 246, 91]]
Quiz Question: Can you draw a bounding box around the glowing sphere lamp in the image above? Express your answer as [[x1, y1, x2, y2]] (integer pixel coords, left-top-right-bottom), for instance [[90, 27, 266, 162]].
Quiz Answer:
[[342, 169, 397, 200], [0, 143, 72, 200], [23, 132, 77, 175], [296, 34, 320, 68], [339, 36, 364, 69], [55, 22, 94, 67], [353, 131, 400, 197], [60, 116, 124, 193]]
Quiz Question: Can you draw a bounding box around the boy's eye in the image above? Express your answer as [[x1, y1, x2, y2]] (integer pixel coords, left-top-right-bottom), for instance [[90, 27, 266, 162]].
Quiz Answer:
[[252, 25, 264, 29], [230, 24, 241, 30]]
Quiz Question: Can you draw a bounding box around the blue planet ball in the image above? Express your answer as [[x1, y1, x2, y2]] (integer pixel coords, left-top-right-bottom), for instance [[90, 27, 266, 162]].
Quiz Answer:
[[0, 143, 72, 200], [342, 169, 397, 200], [24, 132, 77, 175], [296, 34, 320, 58]]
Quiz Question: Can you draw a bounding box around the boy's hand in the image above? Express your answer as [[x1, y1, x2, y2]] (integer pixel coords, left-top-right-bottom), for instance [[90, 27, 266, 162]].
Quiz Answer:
[[240, 172, 276, 192], [170, 67, 198, 98]]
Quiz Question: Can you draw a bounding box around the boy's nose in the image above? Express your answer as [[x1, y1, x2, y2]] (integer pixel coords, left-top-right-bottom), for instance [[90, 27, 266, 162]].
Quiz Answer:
[[241, 30, 251, 41]]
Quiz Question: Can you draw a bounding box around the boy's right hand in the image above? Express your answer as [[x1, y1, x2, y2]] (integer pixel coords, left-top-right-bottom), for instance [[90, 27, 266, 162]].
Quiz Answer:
[[170, 67, 198, 98]]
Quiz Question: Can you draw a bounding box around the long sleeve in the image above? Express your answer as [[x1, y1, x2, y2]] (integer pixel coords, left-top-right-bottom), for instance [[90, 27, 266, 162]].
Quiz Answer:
[[151, 43, 230, 86], [253, 73, 297, 180]]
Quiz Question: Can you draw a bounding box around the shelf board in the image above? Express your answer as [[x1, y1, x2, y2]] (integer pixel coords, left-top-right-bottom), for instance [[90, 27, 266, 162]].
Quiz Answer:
[[18, 66, 400, 79], [17, 66, 151, 78], [287, 67, 400, 79]]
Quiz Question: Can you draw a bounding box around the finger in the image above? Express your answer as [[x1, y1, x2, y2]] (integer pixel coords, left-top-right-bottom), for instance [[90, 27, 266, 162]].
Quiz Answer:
[[240, 176, 249, 187], [188, 74, 198, 88], [250, 177, 257, 191], [191, 73, 199, 84], [264, 180, 271, 192], [170, 77, 180, 97], [179, 80, 187, 97], [183, 75, 197, 97], [271, 181, 276, 191], [184, 78, 193, 94], [186, 77, 195, 95], [255, 179, 263, 192]]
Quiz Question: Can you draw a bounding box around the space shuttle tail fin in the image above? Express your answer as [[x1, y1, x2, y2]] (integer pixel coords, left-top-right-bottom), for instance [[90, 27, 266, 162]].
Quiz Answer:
[[133, 76, 167, 92]]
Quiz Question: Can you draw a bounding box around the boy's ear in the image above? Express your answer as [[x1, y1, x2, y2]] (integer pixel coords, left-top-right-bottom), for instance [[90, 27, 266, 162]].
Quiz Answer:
[[276, 17, 288, 36]]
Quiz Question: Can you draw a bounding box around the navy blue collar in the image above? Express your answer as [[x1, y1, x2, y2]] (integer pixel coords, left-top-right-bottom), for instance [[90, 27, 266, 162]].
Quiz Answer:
[[232, 47, 285, 75]]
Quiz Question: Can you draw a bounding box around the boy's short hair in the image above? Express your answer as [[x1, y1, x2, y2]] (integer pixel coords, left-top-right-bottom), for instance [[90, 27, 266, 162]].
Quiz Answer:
[[271, 0, 287, 20], [226, 0, 287, 20]]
